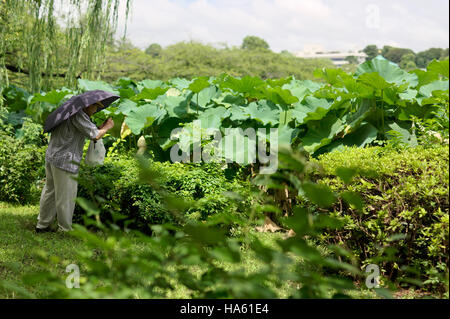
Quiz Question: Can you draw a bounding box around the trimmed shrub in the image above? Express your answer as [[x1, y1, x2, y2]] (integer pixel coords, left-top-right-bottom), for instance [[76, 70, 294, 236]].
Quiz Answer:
[[310, 145, 449, 292], [74, 154, 252, 231]]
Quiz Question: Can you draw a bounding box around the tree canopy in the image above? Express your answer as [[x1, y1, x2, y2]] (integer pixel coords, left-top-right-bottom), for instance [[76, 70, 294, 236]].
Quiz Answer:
[[416, 48, 449, 68], [363, 45, 379, 61], [241, 36, 270, 51], [0, 0, 131, 92], [145, 43, 163, 57]]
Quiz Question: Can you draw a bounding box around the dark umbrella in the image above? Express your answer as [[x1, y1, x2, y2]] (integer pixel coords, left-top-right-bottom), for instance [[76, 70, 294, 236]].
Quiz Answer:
[[43, 90, 120, 133]]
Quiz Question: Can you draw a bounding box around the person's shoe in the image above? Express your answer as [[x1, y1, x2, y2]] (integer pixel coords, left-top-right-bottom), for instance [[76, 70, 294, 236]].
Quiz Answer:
[[35, 226, 55, 233]]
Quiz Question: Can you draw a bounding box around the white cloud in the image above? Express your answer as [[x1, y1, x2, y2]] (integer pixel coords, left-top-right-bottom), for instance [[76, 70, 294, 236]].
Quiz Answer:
[[116, 0, 449, 53]]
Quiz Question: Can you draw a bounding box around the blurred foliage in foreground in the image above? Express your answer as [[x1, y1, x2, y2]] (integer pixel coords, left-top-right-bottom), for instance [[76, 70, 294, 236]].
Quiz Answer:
[[1, 149, 406, 299]]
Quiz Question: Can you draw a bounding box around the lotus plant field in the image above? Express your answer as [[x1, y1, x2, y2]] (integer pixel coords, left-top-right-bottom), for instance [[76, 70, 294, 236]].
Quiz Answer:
[[2, 56, 449, 164]]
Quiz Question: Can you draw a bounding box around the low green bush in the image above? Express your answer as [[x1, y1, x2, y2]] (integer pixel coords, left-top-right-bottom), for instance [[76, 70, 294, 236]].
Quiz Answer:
[[310, 145, 449, 292], [74, 154, 253, 231], [0, 131, 46, 203]]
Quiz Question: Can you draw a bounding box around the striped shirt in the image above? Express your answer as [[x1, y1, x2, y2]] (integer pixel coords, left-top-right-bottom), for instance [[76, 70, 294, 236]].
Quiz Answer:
[[45, 110, 99, 174]]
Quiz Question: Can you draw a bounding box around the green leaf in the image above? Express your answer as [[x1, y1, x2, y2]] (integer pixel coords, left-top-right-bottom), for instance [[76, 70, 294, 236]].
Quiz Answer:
[[296, 79, 323, 92], [245, 101, 280, 126], [374, 288, 394, 299], [131, 87, 169, 101], [358, 72, 392, 91], [302, 115, 345, 154], [188, 77, 210, 93], [115, 99, 137, 116], [139, 79, 164, 89], [265, 86, 299, 106], [277, 125, 298, 147], [177, 269, 203, 291], [163, 96, 189, 118], [184, 224, 227, 244], [5, 110, 27, 127], [410, 69, 439, 88], [382, 86, 400, 105], [385, 121, 418, 146], [301, 182, 336, 208], [314, 68, 354, 88], [75, 197, 100, 216], [116, 77, 137, 89], [221, 75, 265, 96], [266, 77, 292, 87], [343, 123, 378, 146], [169, 78, 191, 90], [417, 80, 449, 105], [209, 243, 241, 263], [398, 88, 418, 101], [212, 93, 246, 108], [198, 107, 230, 129], [250, 238, 275, 263], [397, 103, 434, 121], [335, 167, 358, 184], [157, 117, 184, 150], [31, 90, 71, 105], [341, 191, 364, 212], [77, 79, 119, 94], [229, 105, 249, 122], [342, 99, 372, 128], [118, 87, 136, 99], [195, 86, 220, 108], [3, 85, 30, 111], [283, 85, 310, 104], [281, 207, 312, 236], [356, 55, 418, 87], [283, 79, 322, 103], [291, 96, 333, 124], [314, 122, 378, 156], [125, 104, 166, 135], [427, 59, 449, 78]]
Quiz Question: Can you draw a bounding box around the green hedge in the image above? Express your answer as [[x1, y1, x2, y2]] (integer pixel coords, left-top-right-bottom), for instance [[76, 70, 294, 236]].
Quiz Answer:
[[0, 132, 46, 203], [310, 145, 449, 291], [74, 154, 252, 231]]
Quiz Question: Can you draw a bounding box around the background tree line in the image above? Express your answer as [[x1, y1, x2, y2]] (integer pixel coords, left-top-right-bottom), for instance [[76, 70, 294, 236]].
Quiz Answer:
[[363, 44, 449, 70], [101, 36, 335, 83]]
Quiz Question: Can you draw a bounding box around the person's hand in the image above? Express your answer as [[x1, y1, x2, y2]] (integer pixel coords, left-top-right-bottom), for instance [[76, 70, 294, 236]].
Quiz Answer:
[[102, 118, 114, 130], [94, 118, 115, 141]]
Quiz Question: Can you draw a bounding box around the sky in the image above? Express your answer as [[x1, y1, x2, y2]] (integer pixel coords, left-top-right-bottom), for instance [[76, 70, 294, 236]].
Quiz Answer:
[[115, 0, 449, 53]]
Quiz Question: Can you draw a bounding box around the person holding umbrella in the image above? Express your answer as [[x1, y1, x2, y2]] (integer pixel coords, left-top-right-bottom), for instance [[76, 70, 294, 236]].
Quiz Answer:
[[36, 90, 119, 233]]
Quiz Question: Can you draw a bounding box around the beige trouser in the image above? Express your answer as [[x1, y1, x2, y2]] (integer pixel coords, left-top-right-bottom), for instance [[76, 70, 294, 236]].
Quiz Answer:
[[37, 161, 78, 231]]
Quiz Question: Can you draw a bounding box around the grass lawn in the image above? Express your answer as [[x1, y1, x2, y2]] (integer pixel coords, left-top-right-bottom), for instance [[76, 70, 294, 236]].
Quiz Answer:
[[0, 201, 433, 299], [0, 202, 87, 298]]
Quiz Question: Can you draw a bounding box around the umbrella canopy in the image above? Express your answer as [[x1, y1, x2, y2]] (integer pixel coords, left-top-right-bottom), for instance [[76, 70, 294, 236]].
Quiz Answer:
[[43, 90, 120, 133]]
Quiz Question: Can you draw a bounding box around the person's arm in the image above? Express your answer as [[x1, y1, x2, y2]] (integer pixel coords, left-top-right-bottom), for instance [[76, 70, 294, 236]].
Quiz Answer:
[[71, 111, 100, 140], [71, 111, 114, 141], [94, 118, 114, 141]]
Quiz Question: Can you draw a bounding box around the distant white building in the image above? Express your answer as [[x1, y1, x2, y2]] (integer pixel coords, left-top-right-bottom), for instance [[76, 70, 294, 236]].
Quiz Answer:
[[294, 45, 367, 66]]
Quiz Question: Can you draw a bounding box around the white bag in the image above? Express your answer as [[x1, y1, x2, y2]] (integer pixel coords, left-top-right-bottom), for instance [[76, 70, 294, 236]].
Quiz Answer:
[[85, 139, 106, 166]]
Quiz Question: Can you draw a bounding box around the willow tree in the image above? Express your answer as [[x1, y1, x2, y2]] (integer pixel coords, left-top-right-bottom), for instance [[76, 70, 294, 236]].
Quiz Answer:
[[0, 0, 131, 92]]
